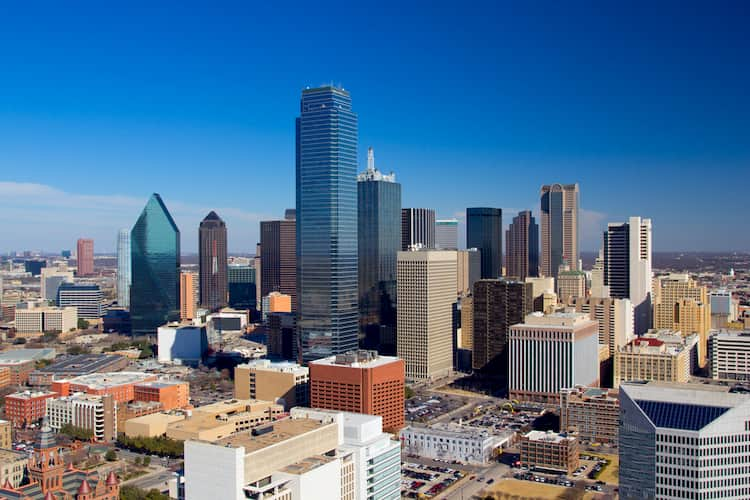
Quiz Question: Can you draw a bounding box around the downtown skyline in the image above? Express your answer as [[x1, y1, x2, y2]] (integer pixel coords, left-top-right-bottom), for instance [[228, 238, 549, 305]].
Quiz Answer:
[[1, 3, 749, 253]]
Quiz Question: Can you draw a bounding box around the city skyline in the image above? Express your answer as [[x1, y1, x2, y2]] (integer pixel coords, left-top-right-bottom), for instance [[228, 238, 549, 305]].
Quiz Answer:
[[1, 4, 748, 253]]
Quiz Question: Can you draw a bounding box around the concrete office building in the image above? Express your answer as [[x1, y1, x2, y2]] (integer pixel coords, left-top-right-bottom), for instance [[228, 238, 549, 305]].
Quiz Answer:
[[460, 295, 474, 350], [57, 283, 103, 319], [235, 360, 310, 410], [261, 212, 296, 310], [472, 279, 533, 373], [619, 381, 750, 499], [520, 431, 580, 475], [435, 219, 458, 250], [46, 393, 117, 442], [569, 296, 634, 358], [0, 449, 27, 488], [157, 323, 208, 365], [614, 330, 698, 388], [199, 211, 229, 311], [708, 330, 750, 381], [357, 148, 400, 352], [206, 308, 248, 346], [540, 183, 579, 279], [40, 267, 73, 302], [180, 271, 198, 321], [525, 276, 556, 312], [0, 419, 11, 449], [709, 290, 738, 329], [505, 210, 539, 280], [456, 248, 481, 296], [267, 312, 296, 360], [14, 306, 77, 334], [397, 250, 456, 382], [509, 312, 599, 403], [401, 208, 435, 250], [184, 407, 400, 500], [117, 228, 131, 309], [400, 423, 506, 465], [76, 238, 94, 276], [466, 207, 502, 279], [603, 217, 652, 334], [310, 351, 404, 432], [560, 386, 620, 445], [134, 380, 190, 411], [653, 273, 711, 367], [556, 269, 586, 303]]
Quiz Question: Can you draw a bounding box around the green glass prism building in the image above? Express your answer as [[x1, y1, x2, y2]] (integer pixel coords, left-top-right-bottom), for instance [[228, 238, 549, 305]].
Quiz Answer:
[[130, 193, 180, 336], [296, 86, 359, 361]]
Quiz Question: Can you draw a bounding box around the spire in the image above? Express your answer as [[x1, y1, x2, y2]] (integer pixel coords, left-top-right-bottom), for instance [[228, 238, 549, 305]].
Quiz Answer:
[[77, 479, 92, 495], [105, 471, 118, 486], [367, 146, 375, 172], [2, 478, 13, 490]]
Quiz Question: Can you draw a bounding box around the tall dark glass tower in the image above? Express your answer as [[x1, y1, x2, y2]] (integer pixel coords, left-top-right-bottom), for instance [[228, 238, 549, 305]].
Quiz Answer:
[[401, 208, 435, 250], [505, 210, 539, 280], [296, 86, 359, 361], [199, 211, 228, 311], [130, 193, 180, 336], [260, 211, 296, 310], [358, 147, 401, 353], [466, 207, 503, 278]]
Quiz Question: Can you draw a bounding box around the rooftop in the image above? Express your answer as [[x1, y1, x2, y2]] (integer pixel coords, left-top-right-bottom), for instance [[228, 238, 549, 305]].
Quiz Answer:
[[279, 454, 336, 475], [0, 348, 56, 363], [0, 448, 27, 462], [34, 354, 125, 374], [517, 312, 595, 328], [7, 390, 56, 400], [66, 371, 155, 389], [403, 423, 494, 440], [135, 380, 187, 389], [215, 417, 328, 453], [524, 430, 575, 443], [238, 359, 308, 375], [310, 350, 401, 369]]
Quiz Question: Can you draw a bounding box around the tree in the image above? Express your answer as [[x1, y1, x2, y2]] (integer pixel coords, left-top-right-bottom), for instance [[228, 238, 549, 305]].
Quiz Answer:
[[13, 337, 27, 345], [77, 318, 90, 329], [59, 423, 94, 441], [104, 449, 117, 461], [68, 345, 90, 355], [405, 386, 415, 399], [142, 456, 151, 467], [134, 457, 142, 466], [117, 433, 184, 458], [138, 344, 153, 359], [120, 485, 169, 500]]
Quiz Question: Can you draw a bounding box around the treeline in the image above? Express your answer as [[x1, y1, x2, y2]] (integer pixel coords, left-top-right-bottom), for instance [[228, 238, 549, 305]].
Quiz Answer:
[[117, 433, 184, 458], [59, 423, 94, 441]]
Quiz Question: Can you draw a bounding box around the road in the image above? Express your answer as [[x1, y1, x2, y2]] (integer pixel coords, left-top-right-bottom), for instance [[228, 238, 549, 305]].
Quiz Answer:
[[439, 462, 509, 500], [123, 467, 175, 492]]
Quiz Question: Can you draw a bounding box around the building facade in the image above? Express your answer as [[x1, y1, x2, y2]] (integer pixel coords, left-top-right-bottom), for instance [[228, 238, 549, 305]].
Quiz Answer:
[[14, 307, 77, 334], [401, 208, 435, 250], [540, 183, 579, 278], [435, 219, 458, 250], [397, 250, 456, 381], [130, 193, 180, 336], [199, 211, 228, 311], [456, 248, 481, 297], [46, 393, 117, 442], [296, 86, 359, 361], [57, 283, 103, 319], [260, 213, 296, 311], [569, 296, 634, 360], [520, 431, 580, 475], [116, 228, 131, 309], [357, 148, 400, 352], [157, 323, 208, 365], [505, 210, 539, 281], [235, 359, 310, 410], [708, 330, 750, 381], [76, 238, 94, 276], [400, 423, 504, 465], [4, 390, 57, 428], [179, 271, 198, 321], [555, 269, 586, 304], [466, 207, 502, 279], [228, 264, 256, 310], [613, 330, 697, 388], [560, 386, 619, 445]]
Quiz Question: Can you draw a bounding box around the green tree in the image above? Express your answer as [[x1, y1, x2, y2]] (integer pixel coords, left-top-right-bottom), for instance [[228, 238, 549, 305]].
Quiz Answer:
[[134, 457, 142, 466], [120, 485, 170, 500], [77, 318, 90, 329], [13, 337, 27, 345], [405, 386, 415, 399], [142, 456, 151, 467], [117, 433, 184, 458], [68, 345, 90, 355], [59, 423, 94, 441], [105, 449, 118, 461]]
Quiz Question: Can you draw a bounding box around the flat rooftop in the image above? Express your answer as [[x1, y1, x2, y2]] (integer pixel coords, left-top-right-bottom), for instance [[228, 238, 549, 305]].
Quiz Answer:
[[7, 390, 56, 399], [35, 354, 124, 374], [66, 371, 155, 389], [404, 423, 493, 440], [215, 418, 326, 454], [238, 359, 308, 375], [279, 454, 336, 475], [0, 348, 56, 363], [310, 350, 400, 369], [135, 380, 187, 389], [524, 430, 575, 443], [0, 448, 26, 462]]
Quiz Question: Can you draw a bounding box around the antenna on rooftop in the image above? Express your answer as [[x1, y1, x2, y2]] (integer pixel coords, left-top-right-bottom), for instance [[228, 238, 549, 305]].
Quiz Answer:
[[367, 147, 375, 172]]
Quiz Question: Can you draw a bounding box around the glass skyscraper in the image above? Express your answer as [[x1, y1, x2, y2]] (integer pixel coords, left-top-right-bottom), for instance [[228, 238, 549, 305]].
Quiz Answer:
[[296, 86, 359, 361], [466, 207, 503, 279], [357, 147, 401, 353], [116, 228, 131, 309], [228, 264, 256, 310], [130, 193, 180, 336]]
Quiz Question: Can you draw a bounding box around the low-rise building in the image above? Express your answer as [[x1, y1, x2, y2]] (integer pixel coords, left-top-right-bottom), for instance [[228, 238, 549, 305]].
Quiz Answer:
[[56, 283, 103, 319], [157, 323, 208, 365], [13, 306, 77, 335], [0, 359, 36, 386], [0, 367, 10, 390], [0, 419, 12, 449], [51, 371, 157, 404], [234, 360, 309, 411], [708, 329, 750, 381], [520, 430, 580, 475], [0, 448, 27, 488], [4, 390, 57, 428], [206, 308, 248, 346], [399, 423, 507, 465], [46, 392, 117, 442], [28, 353, 129, 386], [614, 329, 698, 387], [134, 380, 190, 411], [560, 386, 619, 445]]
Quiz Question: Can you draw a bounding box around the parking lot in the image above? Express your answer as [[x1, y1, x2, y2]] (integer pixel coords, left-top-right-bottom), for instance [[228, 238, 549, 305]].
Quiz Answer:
[[401, 462, 467, 498], [405, 393, 467, 423]]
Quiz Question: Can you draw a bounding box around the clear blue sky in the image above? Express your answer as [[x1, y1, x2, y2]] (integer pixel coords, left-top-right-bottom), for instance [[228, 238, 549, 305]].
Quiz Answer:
[[1, 1, 748, 253]]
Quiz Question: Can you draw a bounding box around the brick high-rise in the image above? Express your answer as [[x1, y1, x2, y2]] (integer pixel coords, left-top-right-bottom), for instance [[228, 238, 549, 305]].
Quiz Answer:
[[76, 238, 94, 276], [199, 211, 228, 311], [309, 350, 404, 432], [505, 210, 539, 280]]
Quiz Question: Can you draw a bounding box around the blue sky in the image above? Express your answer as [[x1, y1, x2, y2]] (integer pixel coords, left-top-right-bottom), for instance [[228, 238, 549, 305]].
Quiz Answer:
[[1, 1, 748, 253]]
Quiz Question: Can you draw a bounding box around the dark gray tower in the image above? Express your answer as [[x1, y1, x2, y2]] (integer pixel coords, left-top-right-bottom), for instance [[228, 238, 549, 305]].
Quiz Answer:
[[466, 207, 502, 278], [199, 211, 228, 311]]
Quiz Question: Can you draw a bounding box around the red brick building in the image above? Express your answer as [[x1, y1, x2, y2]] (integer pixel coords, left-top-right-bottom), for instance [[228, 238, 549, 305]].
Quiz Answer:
[[50, 372, 157, 405], [4, 391, 57, 428], [309, 350, 405, 432], [133, 381, 189, 411]]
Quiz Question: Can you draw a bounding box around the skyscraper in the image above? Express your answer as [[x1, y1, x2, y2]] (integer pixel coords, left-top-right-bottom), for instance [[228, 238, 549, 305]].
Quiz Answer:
[[472, 279, 533, 373], [260, 211, 296, 310], [603, 216, 652, 334], [228, 264, 256, 310], [296, 86, 358, 361], [76, 238, 94, 276], [357, 147, 401, 352], [505, 210, 539, 280], [540, 183, 579, 278], [466, 207, 502, 278], [198, 211, 228, 311], [130, 193, 180, 336], [435, 219, 459, 250], [401, 208, 435, 250], [116, 229, 131, 309], [180, 271, 197, 321]]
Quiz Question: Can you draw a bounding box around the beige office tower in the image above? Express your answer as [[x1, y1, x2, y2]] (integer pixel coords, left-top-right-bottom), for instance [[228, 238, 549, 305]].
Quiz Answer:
[[179, 271, 198, 321], [570, 296, 634, 358], [456, 248, 481, 296], [540, 183, 579, 278], [397, 250, 457, 381], [589, 249, 607, 297], [460, 295, 474, 350], [557, 269, 586, 303], [653, 274, 711, 367], [526, 276, 556, 312], [254, 242, 262, 311]]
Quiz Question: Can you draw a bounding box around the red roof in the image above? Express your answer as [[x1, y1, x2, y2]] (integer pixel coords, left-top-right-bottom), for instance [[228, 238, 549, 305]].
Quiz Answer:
[[632, 337, 664, 347], [77, 479, 92, 494]]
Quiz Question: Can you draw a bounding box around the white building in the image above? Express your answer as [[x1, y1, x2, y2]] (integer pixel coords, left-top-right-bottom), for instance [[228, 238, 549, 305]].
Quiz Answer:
[[509, 312, 600, 403], [14, 306, 77, 334], [46, 392, 117, 441], [619, 381, 750, 499], [157, 323, 208, 365], [206, 308, 248, 345], [183, 408, 400, 500], [40, 267, 73, 302], [400, 423, 508, 465], [709, 330, 750, 381]]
